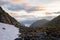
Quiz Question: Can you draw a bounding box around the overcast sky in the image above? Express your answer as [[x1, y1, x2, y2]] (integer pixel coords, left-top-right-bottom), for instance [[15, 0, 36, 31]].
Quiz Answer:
[[0, 0, 60, 26]]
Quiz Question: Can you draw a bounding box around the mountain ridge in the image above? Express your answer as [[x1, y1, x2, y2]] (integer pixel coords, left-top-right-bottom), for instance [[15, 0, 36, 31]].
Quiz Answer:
[[0, 6, 21, 28]]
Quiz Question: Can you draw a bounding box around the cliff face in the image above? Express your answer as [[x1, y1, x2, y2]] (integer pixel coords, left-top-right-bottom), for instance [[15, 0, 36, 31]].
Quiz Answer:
[[0, 7, 21, 28]]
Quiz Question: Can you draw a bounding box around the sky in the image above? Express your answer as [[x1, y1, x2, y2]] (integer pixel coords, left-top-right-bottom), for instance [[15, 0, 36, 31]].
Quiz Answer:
[[0, 0, 60, 26]]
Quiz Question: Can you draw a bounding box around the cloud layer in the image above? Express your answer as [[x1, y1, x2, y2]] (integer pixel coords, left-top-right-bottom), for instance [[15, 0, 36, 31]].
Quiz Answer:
[[1, 0, 60, 26], [1, 0, 60, 12], [9, 11, 60, 26]]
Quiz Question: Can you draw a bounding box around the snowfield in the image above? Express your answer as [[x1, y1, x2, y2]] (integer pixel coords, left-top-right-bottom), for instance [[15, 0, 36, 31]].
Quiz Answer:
[[0, 23, 19, 40]]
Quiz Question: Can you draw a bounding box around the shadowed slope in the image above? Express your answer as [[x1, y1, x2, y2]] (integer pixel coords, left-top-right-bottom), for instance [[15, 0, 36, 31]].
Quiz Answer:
[[0, 7, 21, 28]]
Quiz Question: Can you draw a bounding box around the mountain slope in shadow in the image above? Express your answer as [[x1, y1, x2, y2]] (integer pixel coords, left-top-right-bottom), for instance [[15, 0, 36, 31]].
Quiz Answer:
[[0, 7, 21, 28], [30, 19, 49, 29]]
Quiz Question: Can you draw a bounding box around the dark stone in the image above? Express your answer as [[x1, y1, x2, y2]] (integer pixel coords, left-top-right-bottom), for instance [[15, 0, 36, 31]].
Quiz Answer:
[[2, 28, 6, 30], [15, 38, 22, 40]]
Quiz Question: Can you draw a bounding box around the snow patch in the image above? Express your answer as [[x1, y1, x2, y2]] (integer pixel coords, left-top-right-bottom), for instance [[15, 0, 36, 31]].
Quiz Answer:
[[0, 23, 19, 40]]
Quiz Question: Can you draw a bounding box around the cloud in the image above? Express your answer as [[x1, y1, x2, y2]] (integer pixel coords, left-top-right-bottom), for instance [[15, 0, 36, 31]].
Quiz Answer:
[[0, 0, 8, 5], [4, 4, 46, 12], [1, 0, 59, 12], [10, 0, 23, 4], [4, 4, 41, 12], [0, 0, 59, 6], [9, 11, 59, 21], [0, 0, 46, 12], [35, 6, 46, 11], [1, 0, 60, 12], [45, 1, 60, 12]]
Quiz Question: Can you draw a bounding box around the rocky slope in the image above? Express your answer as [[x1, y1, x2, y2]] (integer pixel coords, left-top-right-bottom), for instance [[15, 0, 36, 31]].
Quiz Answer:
[[0, 7, 21, 28]]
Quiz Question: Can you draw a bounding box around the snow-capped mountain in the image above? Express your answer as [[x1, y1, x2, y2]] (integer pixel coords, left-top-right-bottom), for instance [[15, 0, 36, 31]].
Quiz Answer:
[[0, 23, 19, 40]]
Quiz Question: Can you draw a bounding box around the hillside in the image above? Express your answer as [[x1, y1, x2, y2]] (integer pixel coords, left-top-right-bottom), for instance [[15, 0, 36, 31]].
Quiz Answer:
[[30, 19, 49, 29], [0, 7, 21, 28]]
